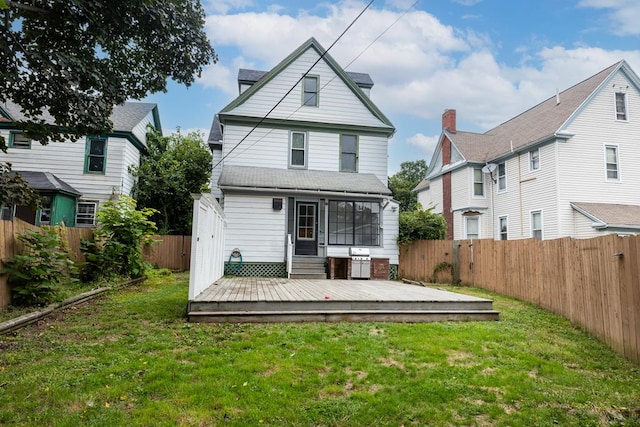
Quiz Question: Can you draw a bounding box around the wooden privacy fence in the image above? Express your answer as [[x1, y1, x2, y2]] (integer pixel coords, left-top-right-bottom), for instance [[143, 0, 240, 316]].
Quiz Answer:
[[0, 218, 192, 308], [399, 235, 640, 365]]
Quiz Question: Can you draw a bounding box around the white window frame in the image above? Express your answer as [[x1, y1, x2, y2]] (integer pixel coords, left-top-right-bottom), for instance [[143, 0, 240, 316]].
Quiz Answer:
[[497, 162, 506, 193], [289, 131, 307, 169], [76, 201, 98, 227], [604, 144, 620, 182], [472, 168, 485, 198], [615, 92, 627, 121], [498, 215, 508, 241], [529, 148, 540, 171], [530, 210, 543, 240], [302, 75, 319, 107], [465, 216, 480, 240]]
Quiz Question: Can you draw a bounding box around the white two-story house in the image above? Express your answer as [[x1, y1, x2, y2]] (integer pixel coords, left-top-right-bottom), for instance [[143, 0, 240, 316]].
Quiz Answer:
[[417, 60, 640, 240], [0, 101, 161, 226], [209, 37, 399, 279]]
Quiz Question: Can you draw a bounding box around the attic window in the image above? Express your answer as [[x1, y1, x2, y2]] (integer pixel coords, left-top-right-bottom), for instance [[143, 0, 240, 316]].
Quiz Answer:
[[303, 75, 319, 106], [615, 92, 627, 121]]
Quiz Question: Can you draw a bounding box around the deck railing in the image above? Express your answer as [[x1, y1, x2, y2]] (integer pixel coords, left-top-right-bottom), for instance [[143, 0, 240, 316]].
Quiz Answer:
[[286, 234, 294, 278]]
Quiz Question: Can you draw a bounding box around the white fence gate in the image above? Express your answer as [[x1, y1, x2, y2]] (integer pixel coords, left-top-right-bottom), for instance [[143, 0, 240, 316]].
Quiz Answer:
[[188, 193, 226, 300]]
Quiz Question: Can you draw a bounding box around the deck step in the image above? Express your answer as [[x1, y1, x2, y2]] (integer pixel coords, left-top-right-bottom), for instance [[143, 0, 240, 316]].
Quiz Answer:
[[189, 309, 500, 323], [289, 273, 327, 279]]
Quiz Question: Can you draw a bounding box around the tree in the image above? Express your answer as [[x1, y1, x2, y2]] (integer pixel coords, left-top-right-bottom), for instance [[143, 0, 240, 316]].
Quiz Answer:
[[397, 205, 447, 245], [130, 128, 212, 235], [0, 0, 216, 151], [0, 163, 41, 209], [388, 160, 428, 212]]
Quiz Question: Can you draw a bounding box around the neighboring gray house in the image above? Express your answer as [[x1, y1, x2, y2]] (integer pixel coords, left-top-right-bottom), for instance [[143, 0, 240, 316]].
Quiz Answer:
[[0, 102, 161, 226], [417, 60, 640, 240], [208, 37, 399, 279]]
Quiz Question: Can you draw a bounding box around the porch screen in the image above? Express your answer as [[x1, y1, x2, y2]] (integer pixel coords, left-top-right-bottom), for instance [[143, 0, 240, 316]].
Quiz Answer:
[[328, 201, 380, 246]]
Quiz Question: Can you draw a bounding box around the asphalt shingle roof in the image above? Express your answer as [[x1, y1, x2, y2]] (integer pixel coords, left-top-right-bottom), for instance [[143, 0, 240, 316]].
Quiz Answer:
[[219, 165, 391, 196], [208, 115, 223, 143], [571, 202, 640, 228], [449, 62, 621, 162], [13, 171, 81, 197]]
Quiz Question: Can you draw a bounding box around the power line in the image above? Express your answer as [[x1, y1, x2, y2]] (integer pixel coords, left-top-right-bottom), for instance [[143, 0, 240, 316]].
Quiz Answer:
[[213, 0, 375, 169]]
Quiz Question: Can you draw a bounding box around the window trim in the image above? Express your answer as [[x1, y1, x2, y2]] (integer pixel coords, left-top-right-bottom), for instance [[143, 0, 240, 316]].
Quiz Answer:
[[76, 201, 98, 227], [84, 136, 108, 174], [302, 74, 319, 107], [498, 215, 508, 241], [289, 131, 308, 169], [8, 131, 31, 149], [529, 148, 540, 171], [497, 162, 506, 193], [615, 92, 628, 121], [328, 200, 381, 246], [464, 216, 480, 240], [340, 134, 358, 172], [530, 209, 543, 240], [472, 167, 485, 198], [604, 144, 621, 182]]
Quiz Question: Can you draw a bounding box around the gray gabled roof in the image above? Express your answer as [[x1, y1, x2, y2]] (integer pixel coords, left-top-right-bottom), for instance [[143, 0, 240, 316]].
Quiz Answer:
[[0, 100, 160, 134], [208, 114, 223, 144], [219, 165, 391, 196], [448, 61, 624, 163], [571, 202, 640, 229], [13, 171, 82, 197]]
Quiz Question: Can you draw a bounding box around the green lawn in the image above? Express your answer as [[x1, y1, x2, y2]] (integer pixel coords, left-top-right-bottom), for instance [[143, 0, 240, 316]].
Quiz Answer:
[[1, 271, 639, 426]]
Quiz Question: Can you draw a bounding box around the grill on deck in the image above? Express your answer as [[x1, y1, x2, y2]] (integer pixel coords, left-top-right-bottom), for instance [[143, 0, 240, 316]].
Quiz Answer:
[[349, 247, 371, 279]]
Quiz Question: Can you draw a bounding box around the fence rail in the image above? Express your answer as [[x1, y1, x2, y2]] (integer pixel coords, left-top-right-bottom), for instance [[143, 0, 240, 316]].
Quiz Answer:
[[399, 235, 640, 365], [0, 219, 192, 308]]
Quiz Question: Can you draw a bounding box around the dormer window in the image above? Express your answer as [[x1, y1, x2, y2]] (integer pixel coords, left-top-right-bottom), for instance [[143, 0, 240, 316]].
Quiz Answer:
[[615, 92, 627, 121], [303, 75, 319, 106]]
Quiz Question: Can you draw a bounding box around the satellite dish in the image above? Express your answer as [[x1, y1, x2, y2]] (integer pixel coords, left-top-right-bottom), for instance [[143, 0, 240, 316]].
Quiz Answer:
[[481, 163, 497, 174]]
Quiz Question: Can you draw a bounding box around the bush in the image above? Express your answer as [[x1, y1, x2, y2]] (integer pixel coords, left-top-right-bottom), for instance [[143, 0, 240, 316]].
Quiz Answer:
[[398, 205, 447, 245], [0, 226, 77, 306], [80, 196, 157, 281]]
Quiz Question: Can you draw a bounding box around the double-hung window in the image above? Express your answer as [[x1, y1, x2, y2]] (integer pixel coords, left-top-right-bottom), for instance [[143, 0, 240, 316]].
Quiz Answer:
[[497, 162, 506, 192], [303, 75, 319, 106], [290, 131, 307, 168], [498, 216, 508, 240], [9, 131, 31, 149], [328, 201, 380, 246], [531, 210, 543, 240], [76, 201, 97, 226], [605, 145, 619, 181], [615, 92, 627, 121], [465, 216, 479, 239], [473, 168, 484, 197], [529, 148, 540, 171], [85, 137, 107, 173], [340, 134, 358, 172]]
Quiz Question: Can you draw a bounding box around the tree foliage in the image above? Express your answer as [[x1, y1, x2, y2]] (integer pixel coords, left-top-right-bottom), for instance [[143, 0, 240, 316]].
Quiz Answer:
[[388, 160, 428, 212], [131, 128, 212, 235], [0, 163, 41, 208], [397, 205, 447, 245], [0, 0, 216, 151]]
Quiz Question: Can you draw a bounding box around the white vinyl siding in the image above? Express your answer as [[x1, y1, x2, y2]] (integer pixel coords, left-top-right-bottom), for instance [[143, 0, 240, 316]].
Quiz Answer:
[[223, 194, 287, 262], [417, 176, 443, 214], [226, 48, 389, 128]]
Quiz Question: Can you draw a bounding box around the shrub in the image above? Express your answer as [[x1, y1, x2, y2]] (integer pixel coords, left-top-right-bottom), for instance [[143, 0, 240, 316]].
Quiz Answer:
[[398, 205, 447, 245], [0, 226, 77, 306]]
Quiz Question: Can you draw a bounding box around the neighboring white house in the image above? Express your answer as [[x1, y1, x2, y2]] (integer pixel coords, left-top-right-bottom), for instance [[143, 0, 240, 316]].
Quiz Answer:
[[0, 101, 161, 226], [417, 60, 640, 240], [208, 37, 399, 279]]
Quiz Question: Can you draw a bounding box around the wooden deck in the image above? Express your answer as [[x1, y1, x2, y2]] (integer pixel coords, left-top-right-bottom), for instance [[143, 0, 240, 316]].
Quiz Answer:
[[188, 277, 499, 323]]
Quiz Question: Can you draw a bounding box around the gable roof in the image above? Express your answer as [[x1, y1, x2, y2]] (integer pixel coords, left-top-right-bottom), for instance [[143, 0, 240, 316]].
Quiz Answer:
[[0, 101, 161, 134], [13, 171, 82, 197], [208, 114, 223, 145], [219, 37, 394, 133], [447, 61, 625, 163], [571, 202, 640, 230], [219, 165, 391, 197]]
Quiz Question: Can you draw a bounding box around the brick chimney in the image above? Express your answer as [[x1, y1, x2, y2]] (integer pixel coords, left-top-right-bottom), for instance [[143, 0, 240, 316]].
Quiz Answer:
[[442, 109, 456, 133]]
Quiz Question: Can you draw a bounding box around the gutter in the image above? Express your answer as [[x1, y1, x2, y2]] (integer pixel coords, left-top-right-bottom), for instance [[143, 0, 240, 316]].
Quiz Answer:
[[219, 185, 392, 199]]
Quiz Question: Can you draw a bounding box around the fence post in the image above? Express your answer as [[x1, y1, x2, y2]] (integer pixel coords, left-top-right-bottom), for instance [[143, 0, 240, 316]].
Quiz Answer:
[[452, 240, 460, 284]]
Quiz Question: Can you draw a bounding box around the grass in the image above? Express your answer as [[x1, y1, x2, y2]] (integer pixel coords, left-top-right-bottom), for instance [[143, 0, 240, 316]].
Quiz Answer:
[[0, 271, 639, 426]]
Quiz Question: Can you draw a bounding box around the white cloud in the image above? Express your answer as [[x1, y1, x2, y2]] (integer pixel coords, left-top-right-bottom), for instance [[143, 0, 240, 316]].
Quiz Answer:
[[578, 0, 640, 35], [407, 133, 440, 155]]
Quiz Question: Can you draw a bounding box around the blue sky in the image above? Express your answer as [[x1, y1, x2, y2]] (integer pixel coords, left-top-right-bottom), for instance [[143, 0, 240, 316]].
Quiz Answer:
[[143, 0, 640, 174]]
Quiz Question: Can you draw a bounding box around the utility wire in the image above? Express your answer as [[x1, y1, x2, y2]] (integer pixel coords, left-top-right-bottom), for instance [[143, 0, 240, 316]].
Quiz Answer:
[[213, 0, 375, 169]]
